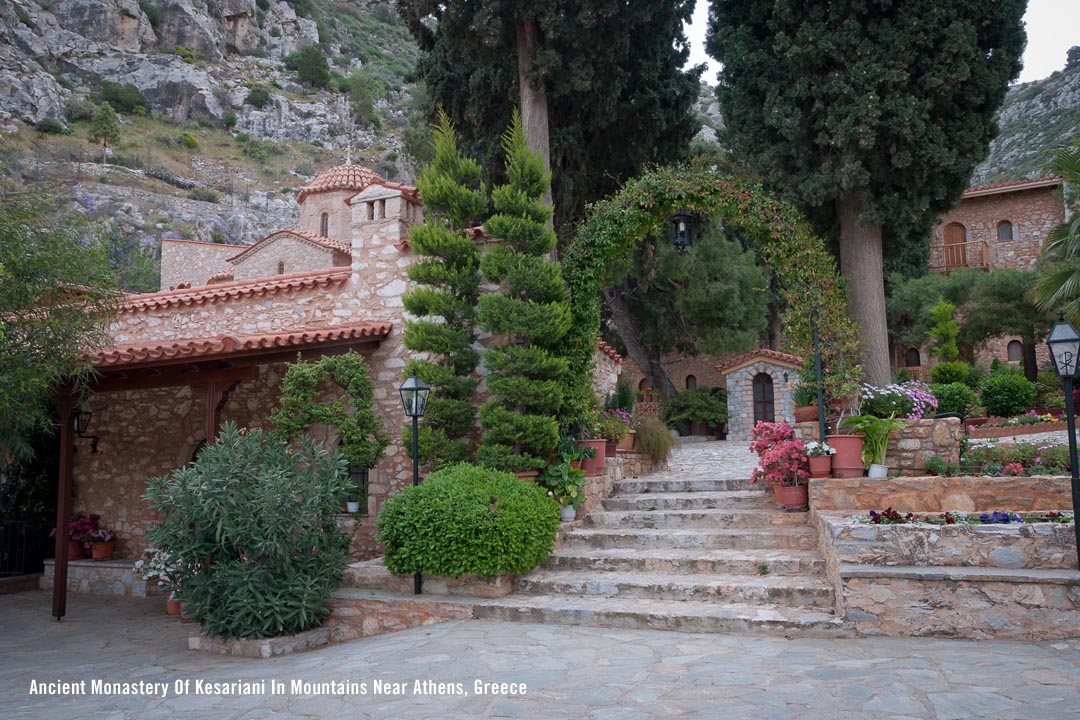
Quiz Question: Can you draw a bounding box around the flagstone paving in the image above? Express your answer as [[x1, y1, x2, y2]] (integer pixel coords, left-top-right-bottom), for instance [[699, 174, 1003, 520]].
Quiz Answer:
[[3, 591, 1080, 719]]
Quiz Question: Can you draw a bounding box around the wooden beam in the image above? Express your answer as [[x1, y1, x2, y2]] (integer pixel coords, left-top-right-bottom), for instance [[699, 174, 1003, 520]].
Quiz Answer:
[[90, 366, 255, 394], [52, 396, 76, 621], [204, 380, 240, 443]]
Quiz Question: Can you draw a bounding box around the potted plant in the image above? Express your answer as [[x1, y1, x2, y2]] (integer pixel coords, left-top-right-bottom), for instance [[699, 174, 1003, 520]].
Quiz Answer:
[[575, 409, 607, 477], [792, 383, 818, 423], [50, 513, 99, 560], [597, 409, 632, 456], [345, 495, 362, 513], [90, 527, 116, 560], [751, 435, 811, 511], [839, 414, 907, 477], [538, 455, 588, 521], [134, 547, 180, 614], [804, 441, 835, 478]]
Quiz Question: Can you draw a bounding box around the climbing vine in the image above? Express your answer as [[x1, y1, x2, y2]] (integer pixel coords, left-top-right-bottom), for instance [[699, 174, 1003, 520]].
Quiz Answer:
[[270, 351, 390, 469], [561, 164, 863, 426]]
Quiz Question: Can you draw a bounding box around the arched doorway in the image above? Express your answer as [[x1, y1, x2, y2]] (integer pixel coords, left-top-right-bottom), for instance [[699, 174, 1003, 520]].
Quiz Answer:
[[944, 223, 967, 270], [753, 372, 775, 425]]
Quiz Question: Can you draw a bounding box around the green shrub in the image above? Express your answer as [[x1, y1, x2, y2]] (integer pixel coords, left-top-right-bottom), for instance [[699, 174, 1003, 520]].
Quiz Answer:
[[634, 416, 678, 464], [144, 423, 350, 640], [35, 117, 72, 135], [605, 377, 635, 413], [929, 382, 977, 416], [292, 45, 331, 88], [376, 464, 559, 578], [180, 132, 199, 149], [173, 45, 196, 63], [98, 80, 146, 113], [979, 373, 1037, 418], [929, 360, 970, 386], [245, 85, 272, 109], [661, 387, 729, 428], [222, 111, 237, 129], [64, 96, 98, 122], [187, 187, 220, 203], [1034, 369, 1065, 408], [139, 1, 159, 28]]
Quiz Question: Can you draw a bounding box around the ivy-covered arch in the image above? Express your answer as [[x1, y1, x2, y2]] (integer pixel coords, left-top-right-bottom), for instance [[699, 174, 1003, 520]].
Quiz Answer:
[[560, 165, 862, 424]]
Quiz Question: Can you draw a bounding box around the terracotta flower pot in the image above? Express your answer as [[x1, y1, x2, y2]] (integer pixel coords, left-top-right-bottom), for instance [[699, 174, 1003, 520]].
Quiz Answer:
[[808, 455, 832, 478], [776, 483, 809, 511], [794, 406, 818, 423], [166, 594, 181, 616], [67, 539, 85, 561], [91, 541, 115, 561], [578, 439, 606, 477], [605, 440, 619, 457], [617, 430, 636, 452], [826, 434, 865, 478], [514, 470, 539, 482]]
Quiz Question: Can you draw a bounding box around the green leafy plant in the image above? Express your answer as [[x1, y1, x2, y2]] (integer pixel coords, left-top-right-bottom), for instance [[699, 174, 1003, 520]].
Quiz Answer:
[[144, 423, 350, 639], [792, 383, 817, 407], [271, 352, 389, 471], [979, 373, 1037, 418], [605, 377, 635, 413], [376, 463, 559, 577], [35, 117, 72, 135], [633, 416, 677, 465], [660, 387, 728, 428], [929, 382, 977, 417], [929, 360, 972, 386], [927, 300, 960, 362], [98, 80, 147, 113], [596, 409, 632, 443], [245, 84, 272, 109], [839, 414, 907, 468], [538, 459, 587, 508]]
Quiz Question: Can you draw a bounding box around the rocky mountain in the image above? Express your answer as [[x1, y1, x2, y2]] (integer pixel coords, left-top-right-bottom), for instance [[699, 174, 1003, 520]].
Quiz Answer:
[[971, 57, 1080, 184]]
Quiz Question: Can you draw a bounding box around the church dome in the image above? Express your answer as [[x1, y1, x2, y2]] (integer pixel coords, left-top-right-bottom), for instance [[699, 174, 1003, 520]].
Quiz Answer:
[[296, 164, 383, 203]]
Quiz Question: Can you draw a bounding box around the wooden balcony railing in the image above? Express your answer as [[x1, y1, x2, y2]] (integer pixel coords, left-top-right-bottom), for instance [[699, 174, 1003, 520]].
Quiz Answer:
[[929, 240, 989, 273]]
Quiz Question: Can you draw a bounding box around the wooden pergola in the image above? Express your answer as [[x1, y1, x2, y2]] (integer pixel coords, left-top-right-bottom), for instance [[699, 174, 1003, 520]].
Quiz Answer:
[[50, 321, 392, 619]]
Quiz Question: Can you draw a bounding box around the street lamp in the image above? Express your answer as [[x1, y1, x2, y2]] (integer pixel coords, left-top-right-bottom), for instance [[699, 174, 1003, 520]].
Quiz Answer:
[[670, 211, 693, 255], [1045, 313, 1080, 571], [398, 374, 430, 594]]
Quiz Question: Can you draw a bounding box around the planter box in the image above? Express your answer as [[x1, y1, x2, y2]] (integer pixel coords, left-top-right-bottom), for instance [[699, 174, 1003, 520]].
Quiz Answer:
[[967, 421, 1067, 439]]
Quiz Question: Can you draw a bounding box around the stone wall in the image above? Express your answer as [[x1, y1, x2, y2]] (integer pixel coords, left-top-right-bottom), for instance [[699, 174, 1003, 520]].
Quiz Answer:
[[231, 235, 346, 281], [160, 238, 240, 289], [577, 452, 666, 519], [298, 189, 355, 245], [808, 474, 1073, 513], [726, 361, 796, 440], [620, 353, 727, 393], [931, 185, 1064, 271], [795, 417, 962, 475], [41, 559, 155, 596], [591, 346, 621, 400]]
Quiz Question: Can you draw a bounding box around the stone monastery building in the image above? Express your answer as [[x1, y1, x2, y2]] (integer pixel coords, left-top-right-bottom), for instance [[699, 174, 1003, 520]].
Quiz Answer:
[[69, 162, 610, 563]]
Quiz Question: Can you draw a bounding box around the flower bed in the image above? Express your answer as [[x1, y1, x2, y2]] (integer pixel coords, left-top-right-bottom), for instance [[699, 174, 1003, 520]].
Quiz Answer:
[[967, 421, 1067, 439]]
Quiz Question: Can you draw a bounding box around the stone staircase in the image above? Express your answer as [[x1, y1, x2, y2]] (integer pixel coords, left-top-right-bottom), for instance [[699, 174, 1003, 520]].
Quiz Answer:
[[330, 470, 850, 637]]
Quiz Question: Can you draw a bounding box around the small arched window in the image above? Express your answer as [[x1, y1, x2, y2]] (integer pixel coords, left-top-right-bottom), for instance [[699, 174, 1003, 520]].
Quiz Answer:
[[997, 220, 1015, 241], [904, 348, 921, 368], [686, 375, 697, 390], [320, 212, 329, 237], [638, 378, 650, 391], [1007, 340, 1023, 362], [277, 260, 285, 275]]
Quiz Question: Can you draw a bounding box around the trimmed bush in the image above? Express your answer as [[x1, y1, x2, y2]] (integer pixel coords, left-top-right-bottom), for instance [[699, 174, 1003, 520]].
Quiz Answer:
[[979, 373, 1037, 418], [929, 382, 977, 416], [377, 464, 559, 578], [929, 360, 970, 386], [144, 423, 350, 640]]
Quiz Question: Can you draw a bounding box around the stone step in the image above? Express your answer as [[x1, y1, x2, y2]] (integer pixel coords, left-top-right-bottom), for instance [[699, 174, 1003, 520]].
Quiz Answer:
[[543, 548, 826, 576], [603, 490, 769, 511], [584, 508, 808, 530], [615, 477, 757, 494], [514, 570, 834, 606], [330, 588, 850, 636], [561, 527, 819, 551]]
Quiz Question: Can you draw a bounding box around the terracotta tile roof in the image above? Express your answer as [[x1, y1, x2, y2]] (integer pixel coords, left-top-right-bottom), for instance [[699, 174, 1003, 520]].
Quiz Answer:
[[715, 348, 803, 374], [227, 229, 351, 264], [92, 321, 392, 370], [963, 176, 1062, 198], [119, 268, 350, 314], [296, 164, 383, 203], [597, 338, 623, 364], [207, 268, 234, 284]]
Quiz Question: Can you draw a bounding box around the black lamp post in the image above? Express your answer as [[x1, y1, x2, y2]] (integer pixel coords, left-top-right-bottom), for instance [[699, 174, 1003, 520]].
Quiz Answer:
[[398, 374, 430, 594], [670, 211, 693, 255], [1045, 313, 1080, 571]]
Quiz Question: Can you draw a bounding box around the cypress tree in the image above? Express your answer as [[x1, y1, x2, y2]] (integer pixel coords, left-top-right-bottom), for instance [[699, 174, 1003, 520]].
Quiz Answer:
[[476, 113, 571, 472], [402, 112, 488, 467]]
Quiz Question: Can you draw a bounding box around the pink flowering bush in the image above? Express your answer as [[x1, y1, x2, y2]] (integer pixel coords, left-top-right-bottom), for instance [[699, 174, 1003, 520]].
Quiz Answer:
[[752, 440, 811, 487], [49, 513, 99, 548], [749, 421, 795, 456]]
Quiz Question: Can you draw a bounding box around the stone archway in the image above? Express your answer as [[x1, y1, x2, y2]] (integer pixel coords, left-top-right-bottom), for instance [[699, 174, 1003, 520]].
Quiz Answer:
[[561, 165, 862, 426]]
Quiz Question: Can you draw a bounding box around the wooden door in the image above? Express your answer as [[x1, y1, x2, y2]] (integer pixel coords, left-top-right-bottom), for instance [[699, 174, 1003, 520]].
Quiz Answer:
[[944, 223, 967, 270], [752, 373, 775, 425]]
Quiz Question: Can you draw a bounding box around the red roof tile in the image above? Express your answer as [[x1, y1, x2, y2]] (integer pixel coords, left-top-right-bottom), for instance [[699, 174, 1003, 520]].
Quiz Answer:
[[92, 321, 392, 369], [227, 229, 351, 264], [715, 348, 803, 374], [963, 176, 1062, 198], [119, 268, 350, 314], [296, 164, 383, 203], [597, 338, 623, 364]]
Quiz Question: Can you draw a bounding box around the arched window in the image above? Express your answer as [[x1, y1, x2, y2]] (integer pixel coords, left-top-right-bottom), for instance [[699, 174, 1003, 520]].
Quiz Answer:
[[277, 260, 285, 274], [1007, 340, 1023, 362], [997, 220, 1015, 241], [637, 378, 650, 391], [752, 372, 775, 425], [320, 212, 329, 237], [685, 375, 697, 390], [904, 348, 921, 368]]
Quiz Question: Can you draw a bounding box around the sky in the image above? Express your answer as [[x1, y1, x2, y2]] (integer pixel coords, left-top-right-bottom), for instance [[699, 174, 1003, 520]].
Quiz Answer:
[[685, 0, 1080, 86]]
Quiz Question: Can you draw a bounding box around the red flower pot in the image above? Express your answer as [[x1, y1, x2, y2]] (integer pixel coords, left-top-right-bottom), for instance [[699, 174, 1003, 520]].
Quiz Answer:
[[808, 455, 832, 478], [794, 406, 818, 423], [826, 434, 865, 478], [91, 541, 115, 561], [67, 539, 85, 561], [776, 483, 809, 511], [166, 594, 181, 616], [577, 439, 606, 477]]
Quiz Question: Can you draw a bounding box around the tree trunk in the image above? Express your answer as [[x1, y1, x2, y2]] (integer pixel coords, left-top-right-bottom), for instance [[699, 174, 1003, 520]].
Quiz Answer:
[[515, 19, 552, 212], [836, 193, 891, 386], [1021, 340, 1038, 382], [602, 286, 677, 399]]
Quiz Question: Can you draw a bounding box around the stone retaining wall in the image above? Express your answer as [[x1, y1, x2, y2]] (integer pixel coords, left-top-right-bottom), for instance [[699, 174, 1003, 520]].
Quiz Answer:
[[968, 421, 1065, 439], [809, 475, 1073, 513], [796, 418, 962, 475], [578, 451, 666, 519], [41, 559, 155, 596]]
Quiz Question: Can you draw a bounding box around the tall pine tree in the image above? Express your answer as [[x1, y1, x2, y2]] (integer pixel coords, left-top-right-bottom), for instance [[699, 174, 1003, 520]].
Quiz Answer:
[[398, 0, 701, 237], [707, 0, 1026, 384], [476, 113, 571, 472], [402, 112, 488, 468]]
